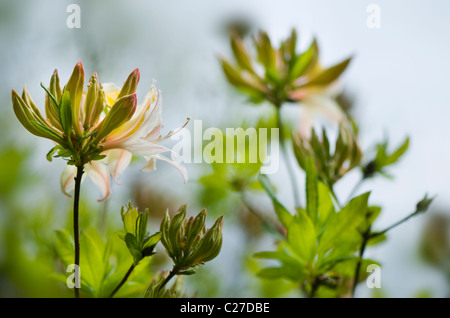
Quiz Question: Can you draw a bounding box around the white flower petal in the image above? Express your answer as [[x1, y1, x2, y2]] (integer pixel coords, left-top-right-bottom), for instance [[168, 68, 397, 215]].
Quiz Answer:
[[299, 95, 346, 137], [85, 161, 111, 202], [141, 157, 156, 172], [60, 164, 77, 198], [151, 154, 188, 183], [105, 149, 132, 184]]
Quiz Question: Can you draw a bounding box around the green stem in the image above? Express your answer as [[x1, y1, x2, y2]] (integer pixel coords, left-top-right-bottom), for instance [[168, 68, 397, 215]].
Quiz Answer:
[[328, 183, 342, 209], [346, 178, 365, 203], [73, 164, 84, 298], [239, 193, 285, 237], [308, 277, 320, 298], [109, 263, 135, 298], [158, 266, 178, 292], [275, 107, 301, 208], [370, 211, 419, 238], [352, 229, 370, 297], [352, 206, 426, 297]]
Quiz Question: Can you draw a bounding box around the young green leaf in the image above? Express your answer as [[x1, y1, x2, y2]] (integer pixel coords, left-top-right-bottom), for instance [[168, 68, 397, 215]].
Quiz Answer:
[[305, 157, 319, 223], [287, 210, 317, 263], [290, 39, 319, 80], [318, 192, 370, 254], [305, 57, 352, 87], [259, 174, 293, 228]]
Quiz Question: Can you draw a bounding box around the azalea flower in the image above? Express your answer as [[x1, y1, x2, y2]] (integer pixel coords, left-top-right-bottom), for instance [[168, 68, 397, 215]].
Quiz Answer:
[[12, 60, 187, 202]]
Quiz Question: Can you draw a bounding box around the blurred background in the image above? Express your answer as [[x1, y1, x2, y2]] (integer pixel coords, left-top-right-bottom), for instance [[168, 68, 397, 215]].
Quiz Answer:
[[0, 0, 449, 297]]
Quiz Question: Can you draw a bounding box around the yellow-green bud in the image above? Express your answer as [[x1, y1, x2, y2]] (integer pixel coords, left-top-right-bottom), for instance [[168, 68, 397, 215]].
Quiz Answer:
[[94, 94, 137, 143], [83, 72, 99, 129], [118, 68, 140, 99], [65, 60, 85, 136]]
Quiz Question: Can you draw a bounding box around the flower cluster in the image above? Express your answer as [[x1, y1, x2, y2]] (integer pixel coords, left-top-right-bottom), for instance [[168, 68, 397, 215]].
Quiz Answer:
[[160, 205, 223, 272], [220, 29, 351, 128], [12, 61, 187, 201]]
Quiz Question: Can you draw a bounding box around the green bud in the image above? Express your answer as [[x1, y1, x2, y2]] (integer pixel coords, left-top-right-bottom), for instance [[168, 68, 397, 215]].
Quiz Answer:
[[65, 60, 85, 136], [160, 205, 223, 271], [220, 58, 267, 94], [185, 209, 207, 252], [117, 68, 140, 99], [11, 90, 63, 144], [59, 91, 72, 136], [43, 70, 63, 130], [160, 210, 173, 256], [416, 194, 434, 214], [83, 72, 99, 129], [49, 69, 62, 100], [94, 94, 137, 143], [254, 31, 275, 70], [230, 32, 254, 73], [22, 85, 46, 124], [294, 122, 362, 187], [189, 216, 223, 264], [90, 84, 106, 127]]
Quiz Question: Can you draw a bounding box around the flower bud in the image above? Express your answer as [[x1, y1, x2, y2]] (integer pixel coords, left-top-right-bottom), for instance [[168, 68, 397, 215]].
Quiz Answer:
[[94, 94, 137, 143], [160, 205, 223, 270], [189, 216, 223, 264], [117, 68, 140, 99], [83, 73, 99, 129], [59, 91, 73, 136], [65, 61, 85, 136], [90, 84, 106, 127], [11, 90, 63, 144], [22, 85, 46, 124], [44, 70, 63, 130]]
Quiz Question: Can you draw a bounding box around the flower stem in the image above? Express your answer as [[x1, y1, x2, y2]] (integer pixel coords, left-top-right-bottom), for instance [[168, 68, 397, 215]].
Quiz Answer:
[[275, 107, 301, 208], [73, 164, 84, 298], [108, 263, 135, 298], [158, 266, 178, 292]]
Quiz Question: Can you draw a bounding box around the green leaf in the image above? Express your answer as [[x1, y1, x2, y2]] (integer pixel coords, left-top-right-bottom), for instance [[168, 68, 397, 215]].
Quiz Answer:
[[367, 233, 387, 246], [287, 210, 317, 263], [54, 230, 74, 267], [80, 230, 106, 295], [46, 145, 63, 162], [384, 137, 409, 165], [257, 265, 305, 281], [317, 181, 335, 229], [59, 91, 72, 136], [290, 38, 318, 79], [318, 192, 370, 255], [305, 157, 318, 223], [259, 174, 293, 228], [40, 82, 60, 109], [30, 120, 65, 144], [125, 233, 142, 264], [137, 211, 148, 246], [143, 232, 162, 250], [306, 57, 352, 87]]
